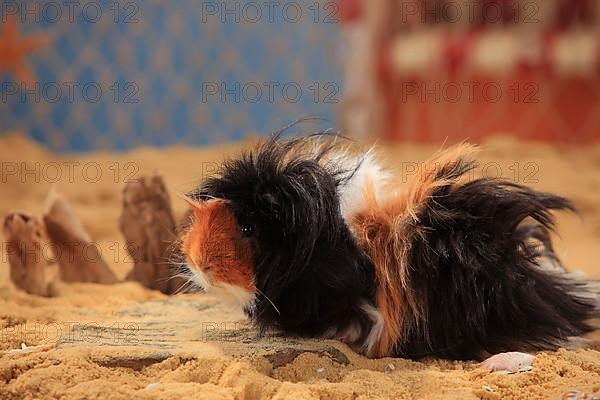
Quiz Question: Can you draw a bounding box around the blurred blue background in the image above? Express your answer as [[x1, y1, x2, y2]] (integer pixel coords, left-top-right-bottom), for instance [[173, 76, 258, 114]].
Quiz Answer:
[[0, 0, 343, 152]]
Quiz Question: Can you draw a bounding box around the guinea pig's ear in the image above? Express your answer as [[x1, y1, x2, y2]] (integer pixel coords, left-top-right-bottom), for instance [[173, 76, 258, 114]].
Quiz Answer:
[[177, 192, 203, 210]]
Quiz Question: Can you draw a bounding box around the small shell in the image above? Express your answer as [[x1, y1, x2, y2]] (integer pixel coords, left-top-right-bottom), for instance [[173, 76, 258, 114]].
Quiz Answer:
[[480, 352, 535, 374], [5, 343, 50, 355]]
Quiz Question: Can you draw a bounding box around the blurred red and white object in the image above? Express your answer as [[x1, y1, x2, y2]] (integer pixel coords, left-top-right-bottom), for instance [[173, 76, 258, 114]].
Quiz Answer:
[[340, 0, 600, 144]]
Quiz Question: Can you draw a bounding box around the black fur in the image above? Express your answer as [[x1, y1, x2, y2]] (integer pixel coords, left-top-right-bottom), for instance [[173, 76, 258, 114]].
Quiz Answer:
[[195, 133, 376, 340], [397, 161, 598, 359]]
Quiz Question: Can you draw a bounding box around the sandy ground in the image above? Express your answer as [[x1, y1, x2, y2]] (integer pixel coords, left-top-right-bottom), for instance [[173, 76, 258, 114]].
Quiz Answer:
[[1, 132, 600, 400]]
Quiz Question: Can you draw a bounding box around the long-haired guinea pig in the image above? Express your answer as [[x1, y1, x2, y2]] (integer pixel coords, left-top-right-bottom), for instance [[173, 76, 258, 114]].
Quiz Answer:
[[180, 133, 599, 360]]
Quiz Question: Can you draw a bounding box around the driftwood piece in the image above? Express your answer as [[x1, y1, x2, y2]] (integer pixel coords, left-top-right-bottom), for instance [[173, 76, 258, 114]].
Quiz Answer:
[[119, 175, 185, 294], [3, 212, 50, 296], [43, 189, 118, 284]]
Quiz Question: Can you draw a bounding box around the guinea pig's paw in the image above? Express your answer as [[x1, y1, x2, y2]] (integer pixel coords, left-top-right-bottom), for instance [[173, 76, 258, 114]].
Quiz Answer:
[[480, 352, 535, 374]]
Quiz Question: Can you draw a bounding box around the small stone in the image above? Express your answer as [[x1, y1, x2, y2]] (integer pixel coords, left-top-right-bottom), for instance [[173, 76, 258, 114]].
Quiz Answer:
[[384, 363, 396, 373], [145, 383, 158, 391], [316, 368, 326, 373]]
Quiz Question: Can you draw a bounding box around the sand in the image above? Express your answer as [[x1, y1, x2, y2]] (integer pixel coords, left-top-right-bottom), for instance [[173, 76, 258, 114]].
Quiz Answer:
[[1, 132, 599, 400]]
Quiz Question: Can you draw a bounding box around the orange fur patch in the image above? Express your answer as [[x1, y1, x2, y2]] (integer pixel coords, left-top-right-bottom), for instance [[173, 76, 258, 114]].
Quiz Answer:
[[182, 199, 256, 291], [351, 143, 478, 357]]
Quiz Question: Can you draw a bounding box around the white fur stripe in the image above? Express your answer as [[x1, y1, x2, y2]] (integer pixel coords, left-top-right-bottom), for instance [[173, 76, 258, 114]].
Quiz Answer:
[[361, 303, 385, 355], [336, 149, 389, 221]]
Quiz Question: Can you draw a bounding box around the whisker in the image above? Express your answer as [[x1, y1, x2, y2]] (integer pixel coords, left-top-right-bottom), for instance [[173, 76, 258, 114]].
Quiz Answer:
[[173, 277, 196, 295], [170, 267, 200, 295], [255, 288, 281, 316]]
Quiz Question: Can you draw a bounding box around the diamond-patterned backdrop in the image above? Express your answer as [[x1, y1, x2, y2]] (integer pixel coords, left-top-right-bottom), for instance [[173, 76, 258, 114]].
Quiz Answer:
[[0, 0, 343, 152]]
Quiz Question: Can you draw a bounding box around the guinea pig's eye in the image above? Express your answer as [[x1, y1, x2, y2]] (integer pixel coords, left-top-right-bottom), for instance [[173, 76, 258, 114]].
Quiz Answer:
[[241, 224, 255, 237]]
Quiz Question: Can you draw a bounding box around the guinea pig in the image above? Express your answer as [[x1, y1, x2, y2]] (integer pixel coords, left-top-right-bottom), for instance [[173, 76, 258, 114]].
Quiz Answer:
[[180, 133, 599, 360]]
